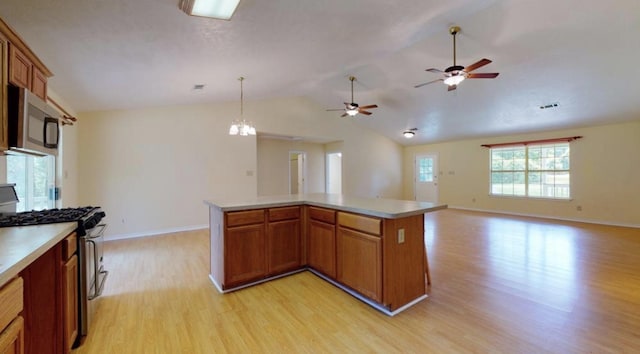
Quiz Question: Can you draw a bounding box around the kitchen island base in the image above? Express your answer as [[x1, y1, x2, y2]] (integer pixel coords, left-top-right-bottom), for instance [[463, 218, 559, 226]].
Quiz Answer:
[[206, 194, 446, 316]]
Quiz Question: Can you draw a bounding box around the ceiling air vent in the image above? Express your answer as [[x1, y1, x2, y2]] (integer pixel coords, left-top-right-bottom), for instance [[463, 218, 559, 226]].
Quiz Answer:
[[539, 102, 559, 110]]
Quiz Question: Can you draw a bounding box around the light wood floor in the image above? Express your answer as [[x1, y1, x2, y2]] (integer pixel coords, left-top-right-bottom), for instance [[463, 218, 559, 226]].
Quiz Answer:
[[73, 209, 640, 353]]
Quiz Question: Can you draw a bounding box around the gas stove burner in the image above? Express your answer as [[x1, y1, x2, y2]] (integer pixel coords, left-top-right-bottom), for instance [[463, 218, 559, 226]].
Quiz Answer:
[[0, 206, 105, 233]]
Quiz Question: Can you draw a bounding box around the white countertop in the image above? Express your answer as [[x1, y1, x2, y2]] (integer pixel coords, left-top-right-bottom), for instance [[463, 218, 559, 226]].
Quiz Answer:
[[0, 222, 77, 286], [204, 193, 447, 219]]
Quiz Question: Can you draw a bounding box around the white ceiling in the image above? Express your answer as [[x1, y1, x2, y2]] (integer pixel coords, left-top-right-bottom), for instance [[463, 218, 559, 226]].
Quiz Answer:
[[1, 0, 639, 145]]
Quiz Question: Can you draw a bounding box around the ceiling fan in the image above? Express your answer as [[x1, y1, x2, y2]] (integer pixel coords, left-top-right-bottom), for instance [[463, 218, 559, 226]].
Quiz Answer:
[[415, 26, 499, 91], [327, 76, 378, 117]]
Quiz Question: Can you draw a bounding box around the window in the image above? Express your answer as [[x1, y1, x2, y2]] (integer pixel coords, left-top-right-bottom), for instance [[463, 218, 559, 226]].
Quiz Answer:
[[417, 157, 434, 182], [6, 154, 56, 212], [490, 142, 570, 199]]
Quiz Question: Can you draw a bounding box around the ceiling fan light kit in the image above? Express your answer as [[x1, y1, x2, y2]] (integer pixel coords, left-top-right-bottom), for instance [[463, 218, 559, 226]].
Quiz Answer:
[[326, 76, 378, 118], [414, 26, 499, 91]]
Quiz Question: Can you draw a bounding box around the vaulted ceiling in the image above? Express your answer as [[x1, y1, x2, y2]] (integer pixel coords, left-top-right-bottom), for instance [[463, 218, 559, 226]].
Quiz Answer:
[[1, 0, 639, 145]]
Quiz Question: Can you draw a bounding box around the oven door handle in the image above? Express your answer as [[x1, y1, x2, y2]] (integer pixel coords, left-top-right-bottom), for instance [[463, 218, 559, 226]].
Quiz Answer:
[[84, 223, 107, 240], [86, 238, 109, 300]]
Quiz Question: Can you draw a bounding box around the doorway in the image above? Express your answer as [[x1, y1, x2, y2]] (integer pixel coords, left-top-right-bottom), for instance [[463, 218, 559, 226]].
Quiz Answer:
[[414, 154, 438, 202], [326, 152, 342, 194], [289, 151, 306, 194]]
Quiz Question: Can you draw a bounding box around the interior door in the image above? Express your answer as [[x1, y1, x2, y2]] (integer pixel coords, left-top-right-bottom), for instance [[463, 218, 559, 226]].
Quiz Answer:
[[415, 154, 438, 203], [326, 152, 342, 194], [289, 151, 306, 194]]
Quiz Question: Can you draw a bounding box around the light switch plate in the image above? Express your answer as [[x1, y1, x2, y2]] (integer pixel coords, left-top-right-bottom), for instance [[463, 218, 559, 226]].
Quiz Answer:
[[398, 228, 405, 244]]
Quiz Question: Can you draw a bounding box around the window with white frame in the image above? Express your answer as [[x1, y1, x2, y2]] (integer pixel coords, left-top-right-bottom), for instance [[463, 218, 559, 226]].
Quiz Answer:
[[417, 156, 434, 182], [6, 154, 56, 212], [490, 142, 571, 199]]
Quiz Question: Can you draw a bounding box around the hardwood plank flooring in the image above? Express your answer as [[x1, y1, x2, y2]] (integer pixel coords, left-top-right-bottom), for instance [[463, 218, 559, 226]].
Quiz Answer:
[[73, 209, 640, 353]]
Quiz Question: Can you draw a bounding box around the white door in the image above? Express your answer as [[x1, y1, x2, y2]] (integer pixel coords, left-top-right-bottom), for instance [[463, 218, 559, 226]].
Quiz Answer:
[[326, 152, 342, 194], [289, 151, 306, 194], [415, 154, 438, 202]]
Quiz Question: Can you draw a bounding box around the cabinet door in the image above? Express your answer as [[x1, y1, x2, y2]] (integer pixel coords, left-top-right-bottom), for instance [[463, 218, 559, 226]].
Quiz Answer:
[[224, 224, 267, 288], [0, 33, 7, 151], [337, 227, 382, 302], [0, 316, 24, 354], [31, 67, 47, 101], [62, 255, 78, 353], [307, 220, 336, 279], [9, 45, 31, 89], [267, 219, 301, 275]]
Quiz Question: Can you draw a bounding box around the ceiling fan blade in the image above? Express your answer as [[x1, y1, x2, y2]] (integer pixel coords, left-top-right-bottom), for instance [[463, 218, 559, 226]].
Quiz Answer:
[[414, 78, 443, 88], [467, 72, 499, 79], [340, 113, 348, 118], [464, 58, 492, 73], [426, 68, 444, 74], [447, 84, 457, 91], [359, 104, 378, 110], [358, 110, 373, 116]]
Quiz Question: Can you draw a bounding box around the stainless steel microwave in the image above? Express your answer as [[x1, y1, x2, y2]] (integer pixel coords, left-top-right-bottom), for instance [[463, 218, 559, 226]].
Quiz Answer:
[[7, 86, 60, 156]]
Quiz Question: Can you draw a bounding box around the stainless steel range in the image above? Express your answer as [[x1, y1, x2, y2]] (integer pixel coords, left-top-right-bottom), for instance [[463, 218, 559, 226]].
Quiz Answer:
[[0, 202, 108, 347]]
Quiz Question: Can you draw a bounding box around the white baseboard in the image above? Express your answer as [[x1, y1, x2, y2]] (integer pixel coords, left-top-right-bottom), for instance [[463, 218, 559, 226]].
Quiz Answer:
[[106, 224, 209, 241], [448, 205, 640, 229]]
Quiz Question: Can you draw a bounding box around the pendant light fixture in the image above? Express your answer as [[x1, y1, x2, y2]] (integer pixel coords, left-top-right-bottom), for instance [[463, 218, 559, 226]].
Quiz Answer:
[[229, 77, 256, 136]]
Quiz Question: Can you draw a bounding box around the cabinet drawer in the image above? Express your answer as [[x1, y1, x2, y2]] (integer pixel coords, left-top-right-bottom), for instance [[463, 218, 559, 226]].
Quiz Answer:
[[268, 206, 300, 222], [338, 212, 381, 236], [62, 232, 77, 260], [309, 207, 336, 224], [0, 277, 23, 333], [226, 210, 265, 227]]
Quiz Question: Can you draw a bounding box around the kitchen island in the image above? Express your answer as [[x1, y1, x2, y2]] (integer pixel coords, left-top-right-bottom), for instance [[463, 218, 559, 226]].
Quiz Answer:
[[204, 194, 447, 315]]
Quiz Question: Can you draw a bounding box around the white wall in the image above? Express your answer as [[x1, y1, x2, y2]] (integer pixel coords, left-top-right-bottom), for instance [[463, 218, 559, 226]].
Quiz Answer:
[[257, 138, 326, 196], [79, 96, 403, 239], [403, 120, 640, 227]]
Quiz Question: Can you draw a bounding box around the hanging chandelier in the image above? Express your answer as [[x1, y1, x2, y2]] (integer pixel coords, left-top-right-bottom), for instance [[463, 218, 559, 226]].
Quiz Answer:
[[229, 77, 256, 136]]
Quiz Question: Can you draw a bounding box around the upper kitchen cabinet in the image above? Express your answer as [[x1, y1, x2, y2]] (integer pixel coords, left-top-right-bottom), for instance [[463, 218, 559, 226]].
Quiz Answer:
[[8, 45, 31, 90], [0, 17, 53, 102]]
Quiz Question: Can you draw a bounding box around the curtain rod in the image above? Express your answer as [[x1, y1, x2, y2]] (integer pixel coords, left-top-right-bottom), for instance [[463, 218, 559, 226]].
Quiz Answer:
[[47, 96, 78, 126], [481, 136, 582, 148]]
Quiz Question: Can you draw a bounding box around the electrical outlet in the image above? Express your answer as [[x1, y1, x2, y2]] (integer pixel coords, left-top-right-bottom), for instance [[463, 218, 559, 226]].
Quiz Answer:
[[398, 229, 405, 244]]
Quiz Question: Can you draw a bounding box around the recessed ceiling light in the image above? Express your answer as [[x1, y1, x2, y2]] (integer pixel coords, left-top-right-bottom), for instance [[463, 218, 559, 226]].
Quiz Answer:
[[193, 84, 206, 90], [179, 0, 240, 20]]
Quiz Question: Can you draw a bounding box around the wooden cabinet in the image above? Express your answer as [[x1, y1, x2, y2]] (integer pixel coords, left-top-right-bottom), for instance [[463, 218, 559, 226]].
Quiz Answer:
[[19, 231, 78, 354], [337, 219, 382, 302], [0, 32, 7, 151], [0, 277, 24, 354], [225, 222, 267, 288], [0, 316, 24, 354], [223, 207, 303, 289], [61, 233, 78, 353], [62, 256, 77, 353], [0, 18, 53, 152], [31, 67, 47, 101], [209, 201, 429, 313], [8, 44, 31, 90], [307, 207, 336, 279], [20, 243, 61, 354], [266, 207, 301, 275], [224, 209, 267, 287], [7, 45, 48, 101]]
